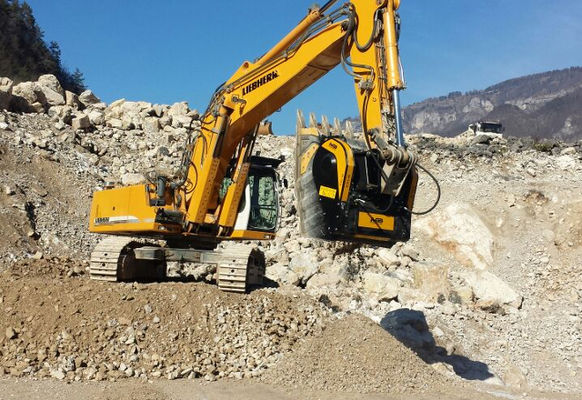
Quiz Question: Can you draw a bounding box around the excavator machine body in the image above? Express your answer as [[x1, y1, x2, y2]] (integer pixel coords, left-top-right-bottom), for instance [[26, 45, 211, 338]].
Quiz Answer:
[[88, 0, 425, 291]]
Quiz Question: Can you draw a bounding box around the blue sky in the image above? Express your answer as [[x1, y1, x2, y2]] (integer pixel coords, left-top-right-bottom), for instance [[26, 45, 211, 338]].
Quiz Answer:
[[27, 0, 582, 134]]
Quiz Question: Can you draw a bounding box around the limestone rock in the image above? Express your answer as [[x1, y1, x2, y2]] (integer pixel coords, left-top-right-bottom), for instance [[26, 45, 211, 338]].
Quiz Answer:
[[37, 74, 65, 106], [266, 262, 301, 286], [72, 114, 91, 130], [5, 327, 17, 340], [88, 110, 105, 126], [462, 270, 522, 310], [12, 81, 46, 111], [412, 262, 449, 302], [79, 90, 101, 107], [107, 118, 123, 129], [0, 77, 13, 92], [38, 74, 65, 96], [0, 77, 13, 110], [288, 252, 319, 285], [376, 248, 400, 267], [415, 203, 494, 270], [362, 271, 400, 301], [121, 173, 145, 186], [168, 102, 189, 117], [65, 91, 83, 108]]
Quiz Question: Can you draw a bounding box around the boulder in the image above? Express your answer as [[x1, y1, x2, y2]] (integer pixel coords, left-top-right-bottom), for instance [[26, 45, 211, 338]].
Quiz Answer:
[[0, 77, 13, 110], [121, 173, 145, 186], [168, 102, 189, 117], [12, 81, 46, 111], [462, 270, 522, 310], [415, 203, 494, 270], [266, 262, 301, 286], [151, 104, 165, 117], [376, 248, 400, 268], [65, 91, 83, 108], [106, 118, 123, 129], [0, 77, 12, 92], [48, 105, 74, 124], [171, 115, 193, 129], [143, 117, 160, 134], [88, 110, 105, 126], [37, 74, 64, 95], [288, 251, 319, 285], [72, 114, 91, 130], [36, 74, 65, 106], [79, 90, 101, 107], [362, 271, 400, 301]]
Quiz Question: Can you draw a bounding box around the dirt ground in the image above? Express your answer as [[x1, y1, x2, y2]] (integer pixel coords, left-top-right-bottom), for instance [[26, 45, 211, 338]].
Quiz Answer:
[[0, 378, 579, 400]]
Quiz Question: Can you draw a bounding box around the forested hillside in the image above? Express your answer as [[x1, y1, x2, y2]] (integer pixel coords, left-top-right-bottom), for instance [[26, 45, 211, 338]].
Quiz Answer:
[[0, 0, 85, 93]]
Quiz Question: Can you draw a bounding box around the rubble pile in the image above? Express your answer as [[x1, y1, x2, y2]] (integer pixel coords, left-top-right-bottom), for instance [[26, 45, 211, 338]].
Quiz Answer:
[[0, 268, 329, 383]]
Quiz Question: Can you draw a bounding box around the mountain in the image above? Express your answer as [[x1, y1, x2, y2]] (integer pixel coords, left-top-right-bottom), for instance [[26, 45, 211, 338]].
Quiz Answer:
[[0, 0, 85, 93], [345, 67, 582, 141]]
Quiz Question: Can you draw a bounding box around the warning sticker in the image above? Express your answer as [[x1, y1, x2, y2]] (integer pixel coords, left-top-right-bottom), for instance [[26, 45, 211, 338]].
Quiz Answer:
[[319, 185, 337, 199]]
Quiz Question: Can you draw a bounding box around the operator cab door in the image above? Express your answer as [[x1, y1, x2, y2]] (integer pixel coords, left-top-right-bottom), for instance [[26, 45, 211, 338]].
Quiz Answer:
[[233, 165, 279, 233]]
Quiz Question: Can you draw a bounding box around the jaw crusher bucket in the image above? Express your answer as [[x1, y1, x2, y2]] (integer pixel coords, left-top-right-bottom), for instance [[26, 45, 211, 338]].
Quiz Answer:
[[294, 110, 418, 247]]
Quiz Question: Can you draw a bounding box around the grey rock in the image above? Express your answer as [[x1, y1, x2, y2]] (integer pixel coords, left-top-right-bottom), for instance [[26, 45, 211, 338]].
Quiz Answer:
[[88, 110, 105, 126], [12, 82, 46, 111], [0, 77, 13, 110], [37, 75, 65, 106], [5, 327, 17, 340], [65, 91, 83, 108], [363, 271, 400, 301], [121, 173, 145, 186], [79, 90, 101, 107], [72, 114, 91, 130]]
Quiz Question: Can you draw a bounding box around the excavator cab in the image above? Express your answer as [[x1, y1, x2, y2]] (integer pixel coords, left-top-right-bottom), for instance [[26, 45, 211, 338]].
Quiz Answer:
[[230, 155, 282, 235]]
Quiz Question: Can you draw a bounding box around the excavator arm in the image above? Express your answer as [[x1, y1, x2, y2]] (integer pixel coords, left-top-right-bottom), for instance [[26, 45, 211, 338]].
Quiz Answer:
[[177, 0, 416, 237]]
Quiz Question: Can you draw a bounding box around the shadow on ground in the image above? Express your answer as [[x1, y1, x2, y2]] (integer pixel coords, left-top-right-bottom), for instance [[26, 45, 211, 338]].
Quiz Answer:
[[381, 308, 494, 381]]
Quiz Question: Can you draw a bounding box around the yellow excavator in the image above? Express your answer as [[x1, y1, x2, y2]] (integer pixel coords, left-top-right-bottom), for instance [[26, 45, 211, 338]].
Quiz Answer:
[[89, 0, 419, 292]]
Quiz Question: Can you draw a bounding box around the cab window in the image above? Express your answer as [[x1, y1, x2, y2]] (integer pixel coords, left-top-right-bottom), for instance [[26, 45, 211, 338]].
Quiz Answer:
[[248, 169, 278, 232]]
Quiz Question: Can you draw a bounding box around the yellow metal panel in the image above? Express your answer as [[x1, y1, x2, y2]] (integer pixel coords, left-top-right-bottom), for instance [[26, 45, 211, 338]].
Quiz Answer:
[[230, 230, 274, 240], [89, 184, 181, 234], [335, 139, 355, 202], [319, 185, 337, 199], [218, 163, 250, 228], [354, 234, 391, 242], [322, 139, 355, 202], [358, 211, 395, 231]]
